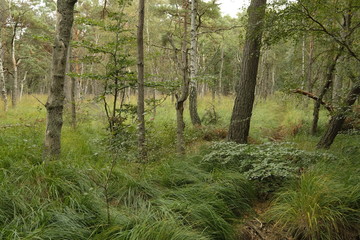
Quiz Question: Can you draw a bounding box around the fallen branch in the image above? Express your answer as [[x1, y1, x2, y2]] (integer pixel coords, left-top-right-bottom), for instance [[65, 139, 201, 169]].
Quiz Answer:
[[291, 88, 333, 112]]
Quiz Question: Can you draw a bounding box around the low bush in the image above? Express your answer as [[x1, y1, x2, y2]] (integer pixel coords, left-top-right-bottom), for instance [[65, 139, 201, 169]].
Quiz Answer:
[[201, 142, 336, 194]]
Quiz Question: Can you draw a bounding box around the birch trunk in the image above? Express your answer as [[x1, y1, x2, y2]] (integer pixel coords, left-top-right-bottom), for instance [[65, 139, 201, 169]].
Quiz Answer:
[[189, 0, 201, 126], [0, 32, 8, 111], [11, 23, 18, 107], [44, 0, 77, 159], [19, 71, 27, 100]]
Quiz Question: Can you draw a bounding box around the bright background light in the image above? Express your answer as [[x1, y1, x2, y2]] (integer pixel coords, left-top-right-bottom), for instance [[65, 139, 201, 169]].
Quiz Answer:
[[217, 0, 249, 18]]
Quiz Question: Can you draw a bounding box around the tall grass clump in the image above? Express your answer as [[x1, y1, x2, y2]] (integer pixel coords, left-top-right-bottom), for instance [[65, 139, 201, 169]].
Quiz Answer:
[[267, 169, 360, 240]]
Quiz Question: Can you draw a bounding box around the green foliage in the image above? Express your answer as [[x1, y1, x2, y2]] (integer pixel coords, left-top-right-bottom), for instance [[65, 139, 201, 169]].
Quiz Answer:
[[201, 104, 221, 125], [201, 142, 336, 194]]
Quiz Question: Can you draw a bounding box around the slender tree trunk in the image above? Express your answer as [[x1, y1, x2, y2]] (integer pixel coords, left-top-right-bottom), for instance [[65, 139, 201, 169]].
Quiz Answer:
[[228, 0, 267, 143], [44, 0, 77, 159], [0, 30, 8, 112], [218, 44, 224, 100], [317, 81, 360, 149], [137, 0, 146, 159], [311, 50, 342, 135], [189, 0, 201, 126], [176, 0, 190, 155], [69, 48, 77, 129], [301, 35, 306, 89], [11, 23, 18, 107], [19, 71, 27, 100], [307, 36, 314, 93]]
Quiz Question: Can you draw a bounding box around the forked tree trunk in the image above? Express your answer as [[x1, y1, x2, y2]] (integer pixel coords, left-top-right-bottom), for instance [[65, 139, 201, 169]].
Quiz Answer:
[[189, 0, 201, 126], [137, 0, 146, 159], [228, 0, 267, 143], [44, 0, 77, 159], [176, 0, 190, 155], [311, 50, 342, 135], [0, 30, 8, 112], [317, 81, 360, 149]]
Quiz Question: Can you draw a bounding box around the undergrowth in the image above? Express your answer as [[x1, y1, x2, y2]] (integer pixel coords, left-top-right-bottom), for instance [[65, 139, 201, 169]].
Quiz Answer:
[[0, 94, 359, 239]]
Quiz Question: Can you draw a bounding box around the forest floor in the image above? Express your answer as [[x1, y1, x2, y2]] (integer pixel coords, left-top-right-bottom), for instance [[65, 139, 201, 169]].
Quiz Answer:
[[0, 94, 359, 239]]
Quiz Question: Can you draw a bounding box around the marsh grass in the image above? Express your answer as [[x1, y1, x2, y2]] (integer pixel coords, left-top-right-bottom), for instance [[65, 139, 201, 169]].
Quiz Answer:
[[0, 93, 358, 239], [267, 161, 360, 240]]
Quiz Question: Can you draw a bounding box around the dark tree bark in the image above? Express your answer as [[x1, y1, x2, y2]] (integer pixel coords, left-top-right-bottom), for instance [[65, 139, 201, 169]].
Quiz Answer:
[[44, 0, 77, 159], [228, 0, 266, 143], [317, 81, 360, 149], [137, 0, 146, 159], [311, 50, 342, 135], [291, 89, 333, 112], [189, 0, 201, 126], [176, 0, 190, 155]]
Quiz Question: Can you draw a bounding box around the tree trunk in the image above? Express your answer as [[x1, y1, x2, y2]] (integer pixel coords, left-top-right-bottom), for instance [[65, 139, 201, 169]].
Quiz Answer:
[[189, 0, 201, 126], [137, 0, 146, 160], [176, 0, 190, 155], [218, 44, 224, 100], [44, 0, 77, 159], [317, 81, 360, 149], [19, 71, 27, 100], [228, 0, 267, 144], [69, 48, 77, 129], [311, 50, 341, 135], [11, 23, 18, 107], [306, 36, 314, 93], [0, 30, 8, 112]]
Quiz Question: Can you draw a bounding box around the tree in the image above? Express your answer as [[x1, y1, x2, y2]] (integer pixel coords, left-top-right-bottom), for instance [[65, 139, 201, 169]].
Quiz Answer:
[[228, 0, 267, 144], [44, 0, 78, 159], [175, 0, 190, 155], [317, 80, 360, 149], [189, 0, 201, 126], [296, 0, 360, 148], [137, 0, 146, 159], [0, 27, 8, 112]]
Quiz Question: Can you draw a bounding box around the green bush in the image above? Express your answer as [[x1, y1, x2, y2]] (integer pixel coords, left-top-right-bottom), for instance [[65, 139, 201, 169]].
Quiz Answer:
[[201, 142, 336, 194]]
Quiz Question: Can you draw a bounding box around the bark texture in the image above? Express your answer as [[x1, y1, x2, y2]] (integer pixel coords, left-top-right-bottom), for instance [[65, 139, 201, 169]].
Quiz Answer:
[[11, 22, 18, 107], [0, 29, 8, 112], [44, 0, 77, 159], [137, 0, 146, 159], [317, 81, 360, 149], [176, 0, 190, 155], [228, 0, 266, 143], [311, 51, 341, 135], [69, 47, 77, 129], [189, 0, 201, 126]]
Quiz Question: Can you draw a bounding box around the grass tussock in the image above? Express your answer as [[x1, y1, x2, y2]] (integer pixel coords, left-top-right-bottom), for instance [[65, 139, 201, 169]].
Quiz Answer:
[[267, 164, 360, 240]]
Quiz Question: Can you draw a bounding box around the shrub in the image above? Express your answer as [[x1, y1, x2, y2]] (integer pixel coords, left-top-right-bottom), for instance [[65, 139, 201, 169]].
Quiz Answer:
[[201, 142, 336, 194]]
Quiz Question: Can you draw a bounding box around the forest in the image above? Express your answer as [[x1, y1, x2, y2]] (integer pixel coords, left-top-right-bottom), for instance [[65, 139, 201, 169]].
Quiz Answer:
[[0, 0, 360, 239]]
